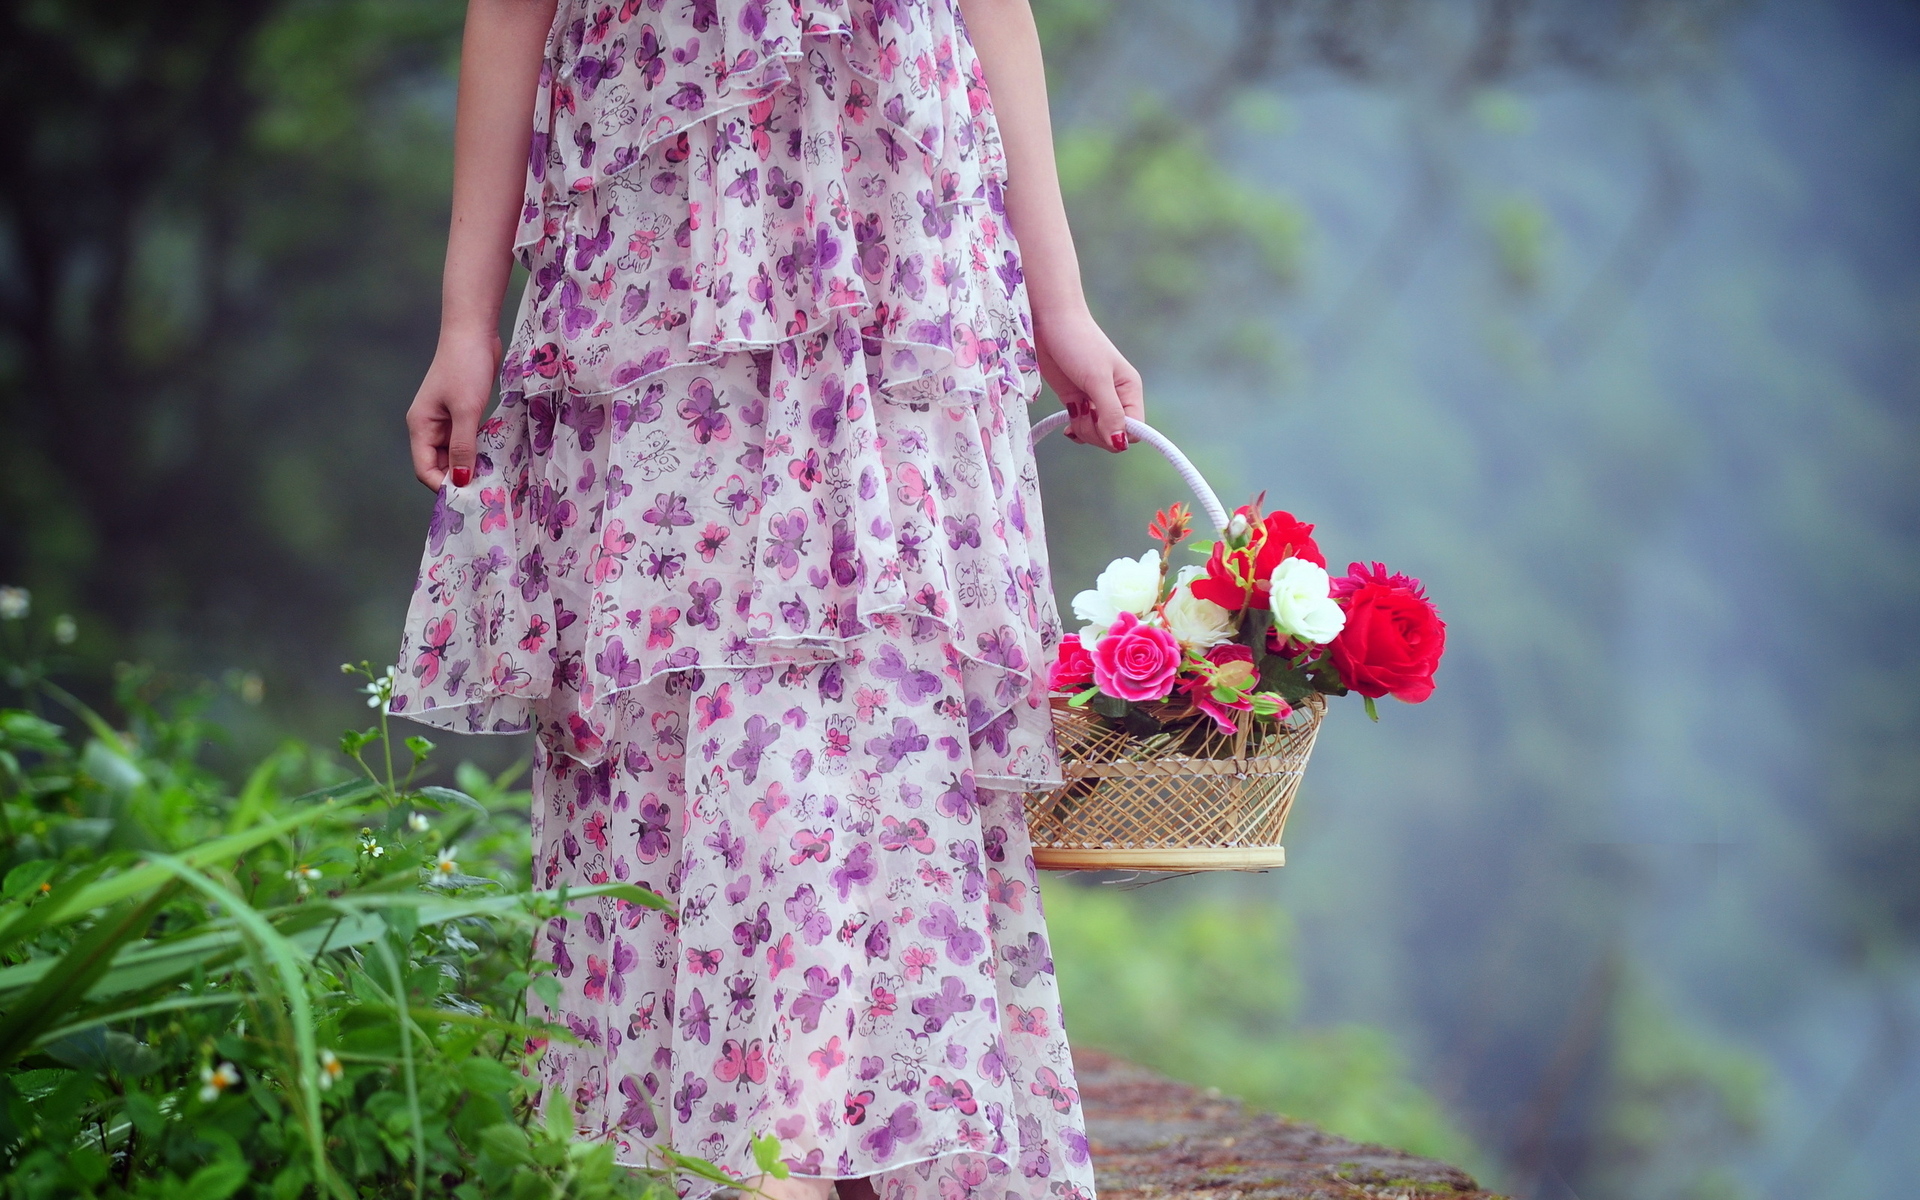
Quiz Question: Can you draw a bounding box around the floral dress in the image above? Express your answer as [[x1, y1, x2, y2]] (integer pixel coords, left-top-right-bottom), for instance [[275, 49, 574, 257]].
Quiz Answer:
[[387, 3, 1093, 1199]]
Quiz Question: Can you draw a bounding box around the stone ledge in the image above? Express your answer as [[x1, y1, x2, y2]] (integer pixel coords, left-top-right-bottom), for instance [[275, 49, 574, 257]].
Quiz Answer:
[[1073, 1050, 1504, 1200]]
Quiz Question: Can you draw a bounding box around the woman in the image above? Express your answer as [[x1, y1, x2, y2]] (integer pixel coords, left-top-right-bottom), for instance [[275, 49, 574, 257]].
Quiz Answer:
[[390, 2, 1141, 1198]]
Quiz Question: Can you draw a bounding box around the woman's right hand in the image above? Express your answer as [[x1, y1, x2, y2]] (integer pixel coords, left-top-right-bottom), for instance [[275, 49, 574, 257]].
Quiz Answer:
[[405, 331, 500, 490]]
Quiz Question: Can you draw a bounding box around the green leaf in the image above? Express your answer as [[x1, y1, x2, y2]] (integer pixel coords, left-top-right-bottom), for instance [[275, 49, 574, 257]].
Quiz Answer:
[[1089, 693, 1129, 720], [1064, 687, 1100, 709], [1363, 695, 1380, 722], [1256, 657, 1316, 703], [752, 1132, 790, 1178], [416, 785, 485, 814], [182, 1156, 250, 1200], [0, 883, 179, 1066]]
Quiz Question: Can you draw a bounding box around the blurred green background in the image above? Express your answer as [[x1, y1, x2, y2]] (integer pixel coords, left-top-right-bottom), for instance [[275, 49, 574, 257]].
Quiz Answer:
[[3, 1, 1917, 1197]]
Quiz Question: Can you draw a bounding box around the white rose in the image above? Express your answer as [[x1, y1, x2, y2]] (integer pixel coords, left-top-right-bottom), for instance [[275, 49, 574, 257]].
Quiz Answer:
[[1268, 556, 1346, 646], [1071, 550, 1162, 644], [1162, 566, 1236, 649]]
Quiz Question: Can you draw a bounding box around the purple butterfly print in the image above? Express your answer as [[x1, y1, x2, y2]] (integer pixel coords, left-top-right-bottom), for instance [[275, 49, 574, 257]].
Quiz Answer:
[[854, 213, 889, 281], [860, 1102, 922, 1162], [828, 521, 859, 588], [673, 1071, 708, 1123], [685, 578, 723, 630], [631, 794, 671, 862], [912, 974, 976, 1033], [936, 772, 981, 823], [426, 488, 465, 555], [726, 714, 780, 784], [877, 126, 910, 172], [766, 166, 801, 208], [1000, 931, 1054, 988], [529, 393, 559, 455], [609, 936, 638, 1004], [977, 1036, 1010, 1087], [865, 717, 929, 773], [677, 378, 730, 443], [642, 491, 693, 530], [546, 917, 575, 978], [556, 277, 597, 342], [918, 902, 986, 966], [726, 971, 757, 1019], [791, 965, 841, 1034], [948, 839, 985, 903], [760, 509, 811, 579], [572, 121, 597, 169], [996, 247, 1025, 298], [778, 596, 809, 633], [724, 874, 752, 905], [574, 38, 626, 97], [942, 513, 981, 550], [810, 377, 844, 443], [731, 901, 771, 955], [619, 1075, 658, 1137], [966, 698, 1016, 756], [871, 644, 942, 704], [633, 25, 666, 90], [560, 393, 608, 451], [706, 819, 746, 871], [891, 252, 926, 301], [666, 80, 705, 111], [863, 919, 891, 962], [916, 189, 954, 239], [531, 482, 578, 541], [785, 884, 833, 945], [678, 986, 712, 1045], [595, 638, 644, 690], [725, 166, 759, 205], [829, 840, 877, 902], [613, 382, 664, 432], [817, 662, 846, 703], [573, 213, 615, 272], [618, 282, 650, 326]]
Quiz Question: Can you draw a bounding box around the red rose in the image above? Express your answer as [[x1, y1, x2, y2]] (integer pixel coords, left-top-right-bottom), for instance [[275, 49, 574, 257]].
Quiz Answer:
[[1329, 562, 1446, 702], [1190, 509, 1327, 612], [1091, 612, 1182, 702], [1048, 634, 1096, 691]]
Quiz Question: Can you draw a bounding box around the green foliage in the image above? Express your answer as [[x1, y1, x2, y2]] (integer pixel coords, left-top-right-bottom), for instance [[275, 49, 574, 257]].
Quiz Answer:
[[0, 628, 686, 1198], [1041, 881, 1486, 1174]]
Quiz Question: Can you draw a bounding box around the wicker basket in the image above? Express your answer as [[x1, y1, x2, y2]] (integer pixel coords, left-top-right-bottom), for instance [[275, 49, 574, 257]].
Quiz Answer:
[[1024, 412, 1326, 871]]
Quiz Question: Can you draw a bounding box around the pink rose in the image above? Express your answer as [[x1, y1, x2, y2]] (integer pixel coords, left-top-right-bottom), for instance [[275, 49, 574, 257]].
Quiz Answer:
[[1048, 634, 1096, 691], [1092, 612, 1181, 702]]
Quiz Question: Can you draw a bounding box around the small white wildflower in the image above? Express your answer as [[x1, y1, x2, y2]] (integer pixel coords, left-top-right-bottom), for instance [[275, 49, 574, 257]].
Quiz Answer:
[[433, 846, 459, 876], [285, 863, 321, 896], [362, 665, 399, 708], [51, 614, 76, 645], [358, 828, 384, 858], [0, 587, 27, 621], [408, 812, 430, 833], [199, 1061, 241, 1102], [317, 1049, 344, 1091]]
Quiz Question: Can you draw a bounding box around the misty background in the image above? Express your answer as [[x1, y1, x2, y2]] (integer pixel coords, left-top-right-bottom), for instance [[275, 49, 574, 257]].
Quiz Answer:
[[3, 1, 1916, 1197]]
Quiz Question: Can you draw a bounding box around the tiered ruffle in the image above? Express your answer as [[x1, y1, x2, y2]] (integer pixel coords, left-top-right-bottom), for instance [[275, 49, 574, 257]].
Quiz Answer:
[[389, 0, 1062, 792]]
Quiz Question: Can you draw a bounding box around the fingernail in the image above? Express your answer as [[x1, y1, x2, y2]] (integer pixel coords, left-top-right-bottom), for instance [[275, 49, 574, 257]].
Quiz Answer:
[[1109, 433, 1127, 452], [450, 466, 472, 488]]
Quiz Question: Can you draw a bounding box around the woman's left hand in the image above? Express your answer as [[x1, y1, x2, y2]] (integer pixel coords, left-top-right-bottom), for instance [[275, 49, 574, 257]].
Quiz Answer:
[[1034, 306, 1145, 453]]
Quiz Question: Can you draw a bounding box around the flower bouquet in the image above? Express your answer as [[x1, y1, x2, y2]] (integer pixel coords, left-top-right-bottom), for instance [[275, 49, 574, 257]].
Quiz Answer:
[[1024, 415, 1445, 870], [1051, 501, 1446, 737]]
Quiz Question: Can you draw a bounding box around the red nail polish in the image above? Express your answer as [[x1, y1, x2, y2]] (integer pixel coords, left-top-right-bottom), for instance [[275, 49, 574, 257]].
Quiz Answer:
[[450, 466, 472, 488], [1109, 433, 1127, 452]]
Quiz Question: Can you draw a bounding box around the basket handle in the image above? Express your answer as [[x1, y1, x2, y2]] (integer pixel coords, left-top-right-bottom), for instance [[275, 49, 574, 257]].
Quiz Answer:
[[1029, 412, 1231, 535]]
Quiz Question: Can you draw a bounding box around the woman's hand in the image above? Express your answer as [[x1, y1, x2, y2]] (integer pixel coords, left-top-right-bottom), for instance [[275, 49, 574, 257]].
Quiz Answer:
[[1036, 306, 1145, 452], [406, 332, 500, 489]]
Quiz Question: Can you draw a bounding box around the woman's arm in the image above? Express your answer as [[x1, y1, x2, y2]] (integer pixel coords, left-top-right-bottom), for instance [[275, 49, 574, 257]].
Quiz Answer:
[[957, 0, 1143, 453], [406, 0, 557, 490]]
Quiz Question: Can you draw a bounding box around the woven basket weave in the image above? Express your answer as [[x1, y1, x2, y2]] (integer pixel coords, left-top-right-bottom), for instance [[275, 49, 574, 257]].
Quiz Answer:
[[1024, 412, 1326, 871]]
